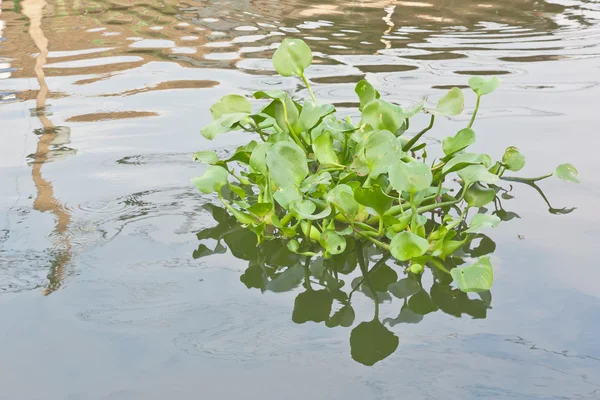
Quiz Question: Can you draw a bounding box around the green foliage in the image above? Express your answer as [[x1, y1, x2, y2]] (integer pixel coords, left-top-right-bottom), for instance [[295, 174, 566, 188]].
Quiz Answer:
[[193, 39, 578, 305]]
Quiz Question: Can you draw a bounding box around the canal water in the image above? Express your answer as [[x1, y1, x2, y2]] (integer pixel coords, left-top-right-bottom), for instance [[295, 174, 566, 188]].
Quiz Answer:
[[1, 0, 600, 398]]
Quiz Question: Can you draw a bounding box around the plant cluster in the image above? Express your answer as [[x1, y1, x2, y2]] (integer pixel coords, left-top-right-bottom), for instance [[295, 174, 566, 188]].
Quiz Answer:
[[192, 38, 578, 295]]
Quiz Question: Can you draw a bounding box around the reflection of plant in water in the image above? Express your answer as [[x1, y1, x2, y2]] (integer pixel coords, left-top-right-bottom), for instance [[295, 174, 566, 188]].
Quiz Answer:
[[191, 39, 578, 365], [193, 202, 495, 365]]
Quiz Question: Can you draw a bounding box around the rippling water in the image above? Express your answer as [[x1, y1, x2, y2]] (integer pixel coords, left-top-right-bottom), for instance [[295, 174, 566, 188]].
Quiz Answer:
[[1, 0, 600, 398]]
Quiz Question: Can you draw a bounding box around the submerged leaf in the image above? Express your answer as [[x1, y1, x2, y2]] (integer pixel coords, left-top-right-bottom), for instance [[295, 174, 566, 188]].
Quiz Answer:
[[451, 256, 494, 293]]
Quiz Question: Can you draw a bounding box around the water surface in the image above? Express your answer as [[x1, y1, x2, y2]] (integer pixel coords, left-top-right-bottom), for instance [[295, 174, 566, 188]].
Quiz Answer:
[[1, 0, 600, 398]]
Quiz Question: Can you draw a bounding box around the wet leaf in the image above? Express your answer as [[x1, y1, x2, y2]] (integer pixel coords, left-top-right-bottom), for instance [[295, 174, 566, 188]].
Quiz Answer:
[[272, 38, 312, 77], [350, 319, 399, 366], [502, 146, 526, 172], [466, 213, 501, 233], [555, 163, 579, 183], [469, 76, 500, 96], [266, 141, 309, 188], [442, 128, 475, 156], [389, 160, 433, 194], [191, 166, 228, 194], [451, 256, 494, 293], [390, 231, 429, 261], [210, 94, 252, 119]]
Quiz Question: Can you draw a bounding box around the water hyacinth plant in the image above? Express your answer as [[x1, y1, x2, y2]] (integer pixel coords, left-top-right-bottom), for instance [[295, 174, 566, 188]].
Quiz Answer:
[[192, 38, 578, 297]]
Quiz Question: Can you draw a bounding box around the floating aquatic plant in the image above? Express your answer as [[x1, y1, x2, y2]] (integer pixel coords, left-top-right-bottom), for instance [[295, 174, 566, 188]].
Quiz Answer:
[[192, 38, 578, 365]]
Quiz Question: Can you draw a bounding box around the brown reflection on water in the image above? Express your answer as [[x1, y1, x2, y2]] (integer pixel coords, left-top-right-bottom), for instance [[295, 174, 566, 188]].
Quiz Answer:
[[22, 0, 72, 295]]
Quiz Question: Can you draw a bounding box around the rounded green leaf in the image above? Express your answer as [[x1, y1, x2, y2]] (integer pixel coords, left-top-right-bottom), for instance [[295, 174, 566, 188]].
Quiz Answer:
[[320, 230, 347, 255], [299, 101, 335, 132], [451, 256, 494, 293], [247, 202, 273, 217], [469, 76, 500, 96], [465, 182, 496, 207], [192, 150, 219, 164], [442, 152, 492, 175], [313, 132, 338, 165], [458, 165, 499, 185], [273, 185, 303, 210], [466, 213, 501, 233], [442, 128, 475, 156], [354, 184, 394, 216], [266, 141, 309, 188], [429, 87, 464, 116], [555, 163, 579, 183], [326, 184, 360, 219], [355, 79, 380, 111], [272, 38, 312, 77], [191, 166, 228, 194], [502, 146, 525, 172], [361, 99, 404, 133], [249, 142, 272, 175], [300, 172, 332, 193], [389, 160, 433, 194], [388, 277, 420, 299], [362, 130, 404, 178], [390, 231, 430, 261], [210, 94, 252, 119]]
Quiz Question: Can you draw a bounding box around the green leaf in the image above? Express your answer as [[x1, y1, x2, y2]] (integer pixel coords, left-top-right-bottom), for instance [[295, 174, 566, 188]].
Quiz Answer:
[[226, 141, 257, 164], [388, 277, 420, 299], [465, 182, 496, 208], [502, 146, 526, 172], [292, 289, 333, 323], [355, 79, 380, 111], [451, 256, 494, 293], [469, 76, 500, 96], [466, 213, 501, 233], [273, 185, 303, 210], [555, 163, 579, 183], [191, 166, 228, 194], [429, 87, 464, 116], [390, 231, 430, 261], [389, 160, 433, 194], [247, 202, 273, 217], [442, 128, 475, 156], [192, 150, 220, 164], [400, 98, 426, 119], [256, 90, 300, 134], [361, 99, 404, 133], [442, 152, 492, 175], [291, 200, 332, 220], [361, 130, 404, 178], [313, 132, 338, 164], [299, 101, 335, 132], [272, 38, 312, 77], [458, 165, 499, 185], [354, 184, 394, 216], [350, 320, 399, 366], [266, 141, 309, 188], [326, 184, 360, 219], [249, 142, 272, 175], [210, 94, 252, 119], [300, 172, 332, 193], [370, 263, 398, 292], [320, 230, 347, 255]]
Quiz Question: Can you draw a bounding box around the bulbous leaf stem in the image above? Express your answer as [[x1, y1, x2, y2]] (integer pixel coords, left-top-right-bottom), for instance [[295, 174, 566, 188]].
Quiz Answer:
[[500, 173, 553, 183], [402, 114, 435, 152], [468, 95, 481, 128]]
